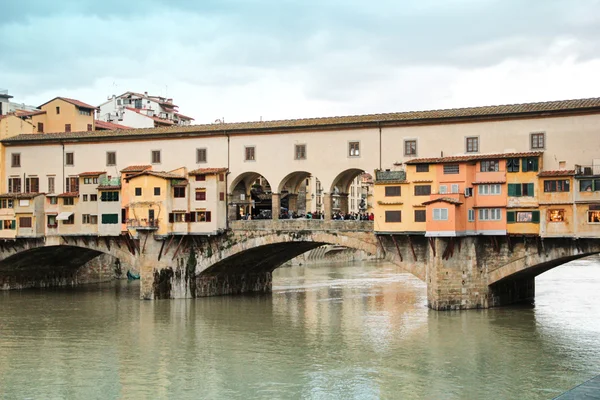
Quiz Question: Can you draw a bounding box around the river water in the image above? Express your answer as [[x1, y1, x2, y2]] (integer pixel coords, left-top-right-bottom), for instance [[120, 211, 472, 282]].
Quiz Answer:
[[1, 258, 600, 400]]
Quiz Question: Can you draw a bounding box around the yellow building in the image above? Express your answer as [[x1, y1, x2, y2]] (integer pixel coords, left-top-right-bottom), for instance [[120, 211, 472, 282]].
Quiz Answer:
[[506, 154, 543, 235], [35, 97, 97, 133], [538, 170, 575, 237], [574, 164, 600, 237]]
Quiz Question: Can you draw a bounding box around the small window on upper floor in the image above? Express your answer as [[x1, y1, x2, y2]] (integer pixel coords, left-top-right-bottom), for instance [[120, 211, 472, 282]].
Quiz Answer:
[[37, 122, 44, 133], [416, 164, 429, 173], [11, 153, 20, 168], [466, 136, 479, 153], [480, 160, 499, 172], [245, 146, 255, 161], [65, 124, 71, 132], [65, 152, 74, 166], [197, 148, 207, 163], [135, 187, 142, 196], [106, 151, 116, 166], [507, 158, 520, 172], [154, 187, 161, 196], [295, 144, 306, 160], [151, 150, 161, 164], [531, 132, 545, 149], [87, 124, 92, 131], [404, 140, 417, 156], [56, 106, 60, 115], [385, 186, 401, 197], [443, 164, 459, 174], [348, 141, 360, 157]]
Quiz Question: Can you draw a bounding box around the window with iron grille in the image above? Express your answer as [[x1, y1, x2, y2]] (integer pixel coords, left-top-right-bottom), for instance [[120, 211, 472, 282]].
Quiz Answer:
[[443, 164, 459, 174], [416, 164, 429, 172], [385, 210, 401, 222], [385, 186, 401, 196], [414, 210, 426, 222], [414, 185, 431, 196]]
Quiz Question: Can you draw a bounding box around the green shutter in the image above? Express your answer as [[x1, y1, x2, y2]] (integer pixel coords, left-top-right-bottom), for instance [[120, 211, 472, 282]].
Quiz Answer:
[[507, 211, 515, 223], [532, 158, 539, 172], [532, 210, 540, 224], [508, 184, 516, 197], [521, 158, 528, 172], [11, 220, 16, 230], [515, 184, 522, 197], [101, 192, 107, 201], [527, 183, 534, 196]]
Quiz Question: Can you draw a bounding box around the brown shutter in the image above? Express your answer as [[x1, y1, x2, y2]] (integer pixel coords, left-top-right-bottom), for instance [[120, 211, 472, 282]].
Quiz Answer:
[[190, 212, 196, 222], [185, 213, 191, 222], [205, 211, 211, 222], [168, 213, 174, 223]]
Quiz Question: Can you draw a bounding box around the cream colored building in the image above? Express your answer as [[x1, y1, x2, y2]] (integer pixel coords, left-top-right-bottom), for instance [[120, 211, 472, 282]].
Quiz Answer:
[[2, 97, 600, 228]]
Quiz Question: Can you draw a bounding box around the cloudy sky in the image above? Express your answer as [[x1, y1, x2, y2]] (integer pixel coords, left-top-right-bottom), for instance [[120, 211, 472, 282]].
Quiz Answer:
[[2, 0, 600, 123]]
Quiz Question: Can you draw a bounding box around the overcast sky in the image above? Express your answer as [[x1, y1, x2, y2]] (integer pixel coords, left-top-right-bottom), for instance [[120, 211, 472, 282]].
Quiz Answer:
[[2, 0, 600, 123]]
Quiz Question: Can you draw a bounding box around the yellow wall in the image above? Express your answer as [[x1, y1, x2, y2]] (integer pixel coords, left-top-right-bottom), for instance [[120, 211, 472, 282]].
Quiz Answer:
[[126, 175, 169, 237], [0, 115, 35, 138], [539, 205, 575, 237], [39, 99, 94, 133], [575, 204, 600, 237], [373, 181, 410, 233]]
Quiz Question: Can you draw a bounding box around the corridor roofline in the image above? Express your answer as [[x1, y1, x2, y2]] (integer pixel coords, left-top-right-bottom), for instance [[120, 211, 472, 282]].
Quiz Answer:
[[4, 96, 600, 146]]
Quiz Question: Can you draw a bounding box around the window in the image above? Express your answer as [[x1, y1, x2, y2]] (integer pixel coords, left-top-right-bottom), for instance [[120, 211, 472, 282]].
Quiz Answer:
[[522, 157, 539, 172], [219, 173, 225, 182], [151, 150, 161, 164], [117, 99, 122, 105], [385, 186, 401, 196], [25, 177, 39, 193], [464, 187, 473, 197], [62, 214, 75, 225], [480, 160, 499, 172], [548, 209, 565, 222], [87, 124, 93, 131], [170, 212, 186, 223], [3, 220, 15, 230], [37, 122, 44, 133], [100, 191, 119, 201], [468, 209, 475, 222], [49, 197, 58, 205], [56, 106, 60, 115], [82, 214, 91, 224], [47, 176, 55, 194], [196, 174, 206, 181], [195, 189, 206, 201], [414, 210, 426, 222], [466, 137, 479, 153], [385, 210, 402, 222], [478, 184, 501, 195], [19, 217, 32, 228], [502, 158, 518, 173], [451, 184, 459, 194], [8, 178, 21, 193], [90, 215, 98, 224], [106, 152, 116, 166], [191, 211, 212, 222], [588, 210, 600, 223], [416, 164, 429, 173], [47, 215, 57, 228], [478, 208, 502, 221], [404, 140, 417, 156], [220, 192, 225, 201], [531, 132, 545, 149], [135, 187, 142, 196], [245, 146, 256, 161], [174, 187, 186, 198], [197, 148, 207, 163], [154, 187, 161, 196], [84, 178, 92, 184], [579, 179, 600, 192], [63, 197, 74, 206], [507, 211, 540, 223], [348, 141, 360, 157], [79, 109, 91, 116], [101, 214, 119, 224], [65, 176, 79, 192], [433, 208, 448, 221], [11, 153, 20, 168], [0, 199, 13, 209], [443, 164, 459, 174], [295, 144, 307, 160], [508, 183, 534, 197], [82, 194, 88, 202], [414, 185, 431, 196], [90, 194, 97, 202], [65, 152, 74, 166], [439, 185, 448, 194], [65, 124, 71, 132], [544, 180, 570, 192]]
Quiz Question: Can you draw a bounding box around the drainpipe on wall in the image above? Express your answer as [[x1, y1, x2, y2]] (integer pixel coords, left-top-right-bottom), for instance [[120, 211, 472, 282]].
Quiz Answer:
[[378, 122, 382, 171], [225, 131, 230, 231]]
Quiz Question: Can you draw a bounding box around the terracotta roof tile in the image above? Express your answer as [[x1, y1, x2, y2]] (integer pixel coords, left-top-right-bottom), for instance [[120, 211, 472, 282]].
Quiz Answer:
[[538, 170, 576, 177], [405, 151, 543, 165], [472, 180, 507, 185], [0, 192, 44, 199], [175, 112, 194, 120], [126, 170, 186, 181], [39, 97, 98, 110], [421, 197, 463, 205], [188, 167, 228, 175], [14, 109, 46, 117], [57, 192, 79, 198], [121, 165, 152, 173], [6, 97, 600, 144], [95, 120, 131, 130], [78, 171, 106, 177]]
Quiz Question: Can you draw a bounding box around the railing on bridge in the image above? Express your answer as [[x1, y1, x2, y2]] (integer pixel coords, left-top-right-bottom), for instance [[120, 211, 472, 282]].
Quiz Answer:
[[575, 164, 600, 176], [127, 219, 159, 230], [230, 219, 374, 232]]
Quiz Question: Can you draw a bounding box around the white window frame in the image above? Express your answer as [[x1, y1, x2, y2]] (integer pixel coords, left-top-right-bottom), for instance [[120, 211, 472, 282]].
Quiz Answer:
[[433, 208, 448, 221], [451, 184, 459, 194], [478, 184, 501, 195], [439, 185, 448, 194], [465, 136, 479, 153], [468, 209, 475, 222], [478, 208, 502, 221]]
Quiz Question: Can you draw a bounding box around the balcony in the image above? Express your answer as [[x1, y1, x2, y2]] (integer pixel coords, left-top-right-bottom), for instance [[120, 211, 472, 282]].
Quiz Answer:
[[99, 177, 121, 187], [127, 219, 159, 230], [575, 165, 600, 177]]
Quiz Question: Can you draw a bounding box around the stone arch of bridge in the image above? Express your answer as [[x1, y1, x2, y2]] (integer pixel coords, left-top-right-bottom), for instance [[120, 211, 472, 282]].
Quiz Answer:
[[488, 251, 600, 286], [193, 230, 423, 283]]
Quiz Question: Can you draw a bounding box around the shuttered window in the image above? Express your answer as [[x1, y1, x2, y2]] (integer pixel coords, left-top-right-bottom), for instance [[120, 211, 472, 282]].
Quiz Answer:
[[101, 214, 119, 224], [385, 186, 401, 196], [385, 211, 401, 222], [414, 210, 426, 222]]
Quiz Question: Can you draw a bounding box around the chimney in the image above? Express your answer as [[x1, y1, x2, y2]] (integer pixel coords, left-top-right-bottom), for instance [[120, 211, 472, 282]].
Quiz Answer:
[[144, 91, 148, 96]]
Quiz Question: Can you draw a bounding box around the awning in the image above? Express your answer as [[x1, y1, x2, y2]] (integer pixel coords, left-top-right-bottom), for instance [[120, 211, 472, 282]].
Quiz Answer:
[[56, 212, 73, 221]]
